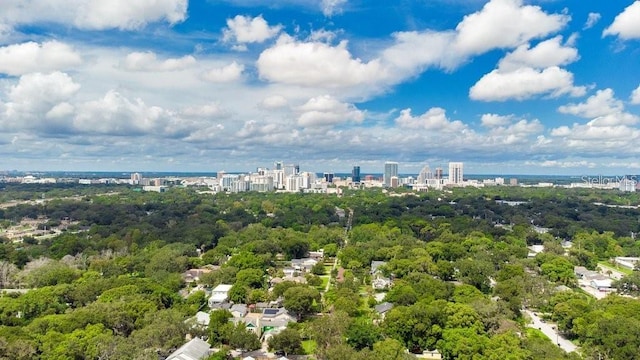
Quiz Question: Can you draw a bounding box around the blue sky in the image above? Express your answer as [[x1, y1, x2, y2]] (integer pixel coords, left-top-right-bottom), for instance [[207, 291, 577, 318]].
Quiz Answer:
[[1, 0, 640, 175]]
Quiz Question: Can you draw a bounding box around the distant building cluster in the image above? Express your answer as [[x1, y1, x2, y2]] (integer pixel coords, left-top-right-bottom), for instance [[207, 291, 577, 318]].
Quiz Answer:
[[2, 163, 639, 194]]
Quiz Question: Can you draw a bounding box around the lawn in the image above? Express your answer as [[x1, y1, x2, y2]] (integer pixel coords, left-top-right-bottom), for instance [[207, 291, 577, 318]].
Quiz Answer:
[[525, 327, 548, 340], [318, 276, 330, 290], [598, 261, 633, 275], [301, 339, 317, 355]]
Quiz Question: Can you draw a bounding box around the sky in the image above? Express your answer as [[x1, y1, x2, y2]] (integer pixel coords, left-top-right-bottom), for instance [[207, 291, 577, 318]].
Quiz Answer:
[[1, 0, 640, 175]]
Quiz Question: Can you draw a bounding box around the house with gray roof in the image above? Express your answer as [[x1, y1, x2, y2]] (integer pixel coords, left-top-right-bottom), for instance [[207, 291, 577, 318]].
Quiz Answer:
[[166, 337, 211, 360]]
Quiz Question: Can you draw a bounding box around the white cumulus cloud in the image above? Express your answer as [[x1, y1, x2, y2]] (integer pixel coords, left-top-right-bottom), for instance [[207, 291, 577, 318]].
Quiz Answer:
[[0, 41, 82, 76], [604, 2, 640, 40], [630, 84, 640, 104], [257, 35, 385, 88], [203, 62, 245, 83], [296, 95, 364, 127], [223, 15, 282, 45], [558, 89, 624, 118], [453, 0, 569, 55], [1, 72, 80, 133], [0, 0, 188, 31], [470, 66, 585, 101], [395, 107, 467, 132], [497, 36, 579, 71], [481, 113, 513, 127]]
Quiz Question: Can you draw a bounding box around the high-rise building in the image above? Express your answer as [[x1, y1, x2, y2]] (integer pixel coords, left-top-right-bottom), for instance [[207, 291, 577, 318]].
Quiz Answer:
[[323, 172, 335, 183], [417, 165, 433, 184], [448, 162, 463, 185], [130, 172, 142, 185], [352, 166, 361, 183], [384, 162, 399, 187], [435, 167, 443, 180]]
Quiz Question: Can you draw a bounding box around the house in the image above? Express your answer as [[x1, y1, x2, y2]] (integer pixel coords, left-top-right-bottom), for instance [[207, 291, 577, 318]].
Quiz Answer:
[[374, 302, 394, 318], [591, 278, 614, 292], [208, 284, 233, 307], [262, 308, 296, 323], [574, 266, 599, 280], [282, 275, 307, 284], [230, 304, 248, 318], [527, 245, 544, 258], [415, 349, 443, 359], [372, 276, 392, 290], [290, 258, 318, 272], [232, 314, 261, 336], [209, 302, 232, 311], [194, 311, 210, 327], [166, 337, 211, 360], [371, 261, 391, 290], [370, 261, 387, 275], [182, 267, 214, 283], [282, 268, 297, 278], [614, 257, 640, 270], [309, 249, 324, 260]]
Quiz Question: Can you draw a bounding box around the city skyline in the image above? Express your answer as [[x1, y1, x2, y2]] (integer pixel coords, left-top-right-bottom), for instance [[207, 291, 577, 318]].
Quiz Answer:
[[1, 1, 640, 174]]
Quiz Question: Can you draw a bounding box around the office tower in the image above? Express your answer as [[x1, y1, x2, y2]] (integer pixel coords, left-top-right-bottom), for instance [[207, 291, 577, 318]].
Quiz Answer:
[[417, 165, 433, 184], [323, 172, 334, 183], [352, 165, 361, 183], [448, 162, 463, 185], [275, 161, 283, 170], [384, 162, 399, 187], [435, 167, 443, 180], [130, 172, 142, 185]]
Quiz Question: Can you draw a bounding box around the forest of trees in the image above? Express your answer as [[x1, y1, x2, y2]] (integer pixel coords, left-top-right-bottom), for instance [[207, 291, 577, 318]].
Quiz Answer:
[[0, 183, 639, 359]]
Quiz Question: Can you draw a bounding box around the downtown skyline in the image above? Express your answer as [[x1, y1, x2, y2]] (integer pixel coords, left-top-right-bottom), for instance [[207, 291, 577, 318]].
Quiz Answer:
[[1, 1, 640, 175]]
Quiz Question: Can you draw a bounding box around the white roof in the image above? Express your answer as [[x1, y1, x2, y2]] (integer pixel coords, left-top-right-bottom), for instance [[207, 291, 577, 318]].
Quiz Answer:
[[212, 284, 233, 292], [591, 279, 613, 288], [195, 311, 210, 326], [209, 293, 228, 303]]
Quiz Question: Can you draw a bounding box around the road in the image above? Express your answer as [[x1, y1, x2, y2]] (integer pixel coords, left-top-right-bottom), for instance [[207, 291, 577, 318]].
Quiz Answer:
[[525, 310, 578, 353], [325, 208, 352, 293]]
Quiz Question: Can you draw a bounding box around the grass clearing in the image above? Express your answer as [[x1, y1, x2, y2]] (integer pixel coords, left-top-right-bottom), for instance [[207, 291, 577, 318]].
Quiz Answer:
[[318, 276, 330, 290], [302, 340, 317, 355], [598, 261, 633, 275]]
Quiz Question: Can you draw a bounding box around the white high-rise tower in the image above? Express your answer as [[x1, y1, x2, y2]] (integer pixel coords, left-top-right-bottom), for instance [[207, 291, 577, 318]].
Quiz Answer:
[[448, 162, 463, 185]]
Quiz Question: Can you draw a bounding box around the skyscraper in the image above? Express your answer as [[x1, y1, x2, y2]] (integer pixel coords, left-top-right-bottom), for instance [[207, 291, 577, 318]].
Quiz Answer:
[[435, 167, 443, 180], [417, 165, 433, 184], [384, 162, 398, 187], [352, 165, 361, 183], [323, 172, 335, 183], [448, 162, 463, 185]]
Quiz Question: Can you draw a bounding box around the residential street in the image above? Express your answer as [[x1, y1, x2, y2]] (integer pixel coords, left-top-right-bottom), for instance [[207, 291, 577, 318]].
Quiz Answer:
[[525, 310, 578, 353]]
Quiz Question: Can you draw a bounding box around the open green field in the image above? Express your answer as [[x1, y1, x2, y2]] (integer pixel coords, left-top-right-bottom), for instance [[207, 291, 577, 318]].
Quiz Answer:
[[598, 261, 633, 275]]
